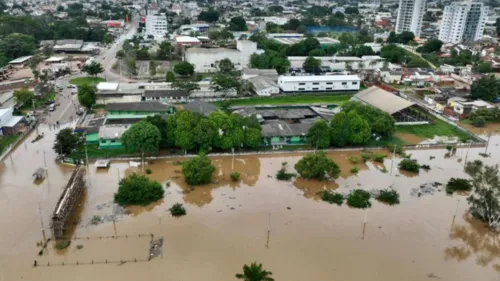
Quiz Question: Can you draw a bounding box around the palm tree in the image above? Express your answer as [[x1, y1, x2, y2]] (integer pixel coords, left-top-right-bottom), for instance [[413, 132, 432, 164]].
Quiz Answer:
[[235, 262, 274, 281]]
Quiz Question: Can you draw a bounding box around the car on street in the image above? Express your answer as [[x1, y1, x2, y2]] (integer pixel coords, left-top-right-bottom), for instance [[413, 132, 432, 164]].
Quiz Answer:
[[67, 84, 76, 89], [49, 104, 55, 111]]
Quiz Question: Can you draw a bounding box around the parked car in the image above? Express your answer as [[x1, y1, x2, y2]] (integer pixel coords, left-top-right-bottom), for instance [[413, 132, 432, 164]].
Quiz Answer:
[[67, 84, 76, 89], [49, 104, 55, 111]]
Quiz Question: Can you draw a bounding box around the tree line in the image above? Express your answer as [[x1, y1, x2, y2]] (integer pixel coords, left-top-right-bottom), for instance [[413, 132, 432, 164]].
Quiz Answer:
[[119, 111, 263, 155], [0, 15, 115, 67], [306, 101, 396, 149]]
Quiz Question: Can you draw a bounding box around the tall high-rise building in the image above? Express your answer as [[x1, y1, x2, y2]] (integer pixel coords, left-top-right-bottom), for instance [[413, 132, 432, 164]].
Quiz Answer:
[[438, 2, 489, 44], [395, 0, 426, 37], [146, 13, 168, 41]]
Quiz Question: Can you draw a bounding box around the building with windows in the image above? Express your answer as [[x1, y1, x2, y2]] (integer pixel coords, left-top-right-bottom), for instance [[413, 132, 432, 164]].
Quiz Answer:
[[395, 0, 426, 37], [277, 75, 361, 93], [145, 13, 167, 41], [438, 2, 489, 44]]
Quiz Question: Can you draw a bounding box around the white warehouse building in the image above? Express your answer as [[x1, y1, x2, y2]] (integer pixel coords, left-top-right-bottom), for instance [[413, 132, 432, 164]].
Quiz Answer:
[[185, 40, 262, 72], [278, 75, 361, 93]]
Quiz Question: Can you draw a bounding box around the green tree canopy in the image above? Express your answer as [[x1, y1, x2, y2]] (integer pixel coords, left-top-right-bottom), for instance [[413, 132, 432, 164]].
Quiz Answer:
[[294, 152, 341, 180], [342, 101, 395, 139], [419, 39, 443, 53], [244, 127, 262, 148], [217, 58, 235, 74], [173, 61, 195, 76], [114, 173, 164, 206], [380, 44, 406, 64], [172, 80, 200, 93], [121, 120, 161, 154], [53, 128, 78, 156], [13, 88, 34, 106], [210, 74, 240, 94], [306, 120, 330, 149], [193, 118, 217, 152], [0, 33, 36, 62], [82, 61, 104, 77], [346, 110, 371, 145], [330, 111, 350, 147], [303, 56, 321, 73], [144, 115, 169, 148], [175, 110, 201, 152], [235, 262, 274, 281], [166, 71, 176, 82], [465, 160, 500, 230], [470, 75, 500, 102], [77, 83, 97, 109], [182, 154, 215, 185], [149, 60, 157, 76], [197, 7, 219, 23], [229, 16, 247, 31], [476, 62, 493, 74]]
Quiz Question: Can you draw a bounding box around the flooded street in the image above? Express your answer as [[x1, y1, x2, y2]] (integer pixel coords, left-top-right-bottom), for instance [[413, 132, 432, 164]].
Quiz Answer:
[[1, 124, 500, 281]]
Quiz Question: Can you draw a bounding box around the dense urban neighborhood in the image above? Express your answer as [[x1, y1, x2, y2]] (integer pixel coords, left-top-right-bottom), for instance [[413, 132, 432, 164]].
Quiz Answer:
[[0, 0, 500, 280]]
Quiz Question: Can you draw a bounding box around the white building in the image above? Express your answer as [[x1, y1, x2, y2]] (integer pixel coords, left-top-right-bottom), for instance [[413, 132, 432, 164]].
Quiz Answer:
[[278, 75, 361, 93], [145, 14, 167, 41], [248, 76, 279, 96], [185, 40, 261, 72], [438, 2, 489, 44], [395, 0, 426, 37]]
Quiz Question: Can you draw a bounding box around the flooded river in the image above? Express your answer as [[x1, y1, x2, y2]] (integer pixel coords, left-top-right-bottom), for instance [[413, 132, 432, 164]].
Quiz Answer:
[[1, 124, 500, 281]]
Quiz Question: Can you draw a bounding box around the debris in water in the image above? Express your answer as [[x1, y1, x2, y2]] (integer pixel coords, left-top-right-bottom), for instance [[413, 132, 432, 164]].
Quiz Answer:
[[410, 182, 442, 197], [76, 245, 83, 250], [230, 207, 235, 210], [427, 273, 440, 279], [148, 237, 163, 261], [287, 207, 291, 210]]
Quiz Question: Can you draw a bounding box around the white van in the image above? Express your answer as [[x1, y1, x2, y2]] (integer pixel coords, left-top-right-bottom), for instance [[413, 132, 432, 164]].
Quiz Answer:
[[49, 104, 56, 111]]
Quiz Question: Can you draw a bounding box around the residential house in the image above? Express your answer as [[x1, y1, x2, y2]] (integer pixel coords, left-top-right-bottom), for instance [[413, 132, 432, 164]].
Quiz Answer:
[[0, 107, 25, 136]]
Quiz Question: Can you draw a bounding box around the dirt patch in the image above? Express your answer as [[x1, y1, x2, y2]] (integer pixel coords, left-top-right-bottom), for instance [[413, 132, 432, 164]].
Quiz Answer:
[[459, 122, 500, 137], [395, 132, 425, 145]]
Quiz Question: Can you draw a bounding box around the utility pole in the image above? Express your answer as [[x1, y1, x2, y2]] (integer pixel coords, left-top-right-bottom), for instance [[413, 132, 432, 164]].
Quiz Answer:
[[390, 144, 397, 176], [484, 130, 492, 155], [362, 208, 368, 240], [463, 140, 472, 169], [43, 149, 48, 172], [38, 203, 46, 242], [32, 99, 39, 135]]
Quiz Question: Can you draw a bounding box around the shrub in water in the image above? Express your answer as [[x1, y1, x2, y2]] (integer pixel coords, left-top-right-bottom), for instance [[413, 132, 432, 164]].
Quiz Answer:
[[295, 152, 340, 180], [446, 178, 472, 194], [182, 154, 215, 185], [350, 166, 359, 173], [55, 240, 71, 250], [349, 156, 361, 164], [376, 189, 400, 205], [473, 117, 486, 127], [276, 162, 295, 181], [360, 152, 372, 162], [398, 159, 420, 173], [230, 171, 241, 181], [387, 143, 405, 155], [320, 191, 344, 205], [169, 203, 186, 217], [420, 164, 431, 170], [145, 168, 152, 174], [347, 189, 371, 208], [374, 154, 386, 163], [114, 173, 164, 206]]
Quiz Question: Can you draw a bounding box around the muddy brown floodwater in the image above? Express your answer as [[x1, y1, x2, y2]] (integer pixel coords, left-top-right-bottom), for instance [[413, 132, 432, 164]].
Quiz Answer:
[[1, 125, 500, 281]]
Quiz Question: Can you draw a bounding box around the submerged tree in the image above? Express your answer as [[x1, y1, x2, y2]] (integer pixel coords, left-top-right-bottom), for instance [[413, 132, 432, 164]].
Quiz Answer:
[[53, 128, 78, 156], [465, 160, 500, 231], [114, 173, 164, 206], [306, 119, 330, 149], [182, 154, 215, 185], [235, 262, 274, 281], [294, 152, 340, 180]]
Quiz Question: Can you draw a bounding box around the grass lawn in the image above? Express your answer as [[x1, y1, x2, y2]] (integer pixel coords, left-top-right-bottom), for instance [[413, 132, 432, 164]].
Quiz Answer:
[[213, 94, 353, 107], [396, 118, 473, 141], [69, 76, 105, 86], [70, 144, 133, 159], [0, 134, 21, 154], [366, 136, 405, 147]]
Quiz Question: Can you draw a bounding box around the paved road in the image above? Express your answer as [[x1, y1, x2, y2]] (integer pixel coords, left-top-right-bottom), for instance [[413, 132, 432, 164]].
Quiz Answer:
[[41, 17, 140, 126]]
